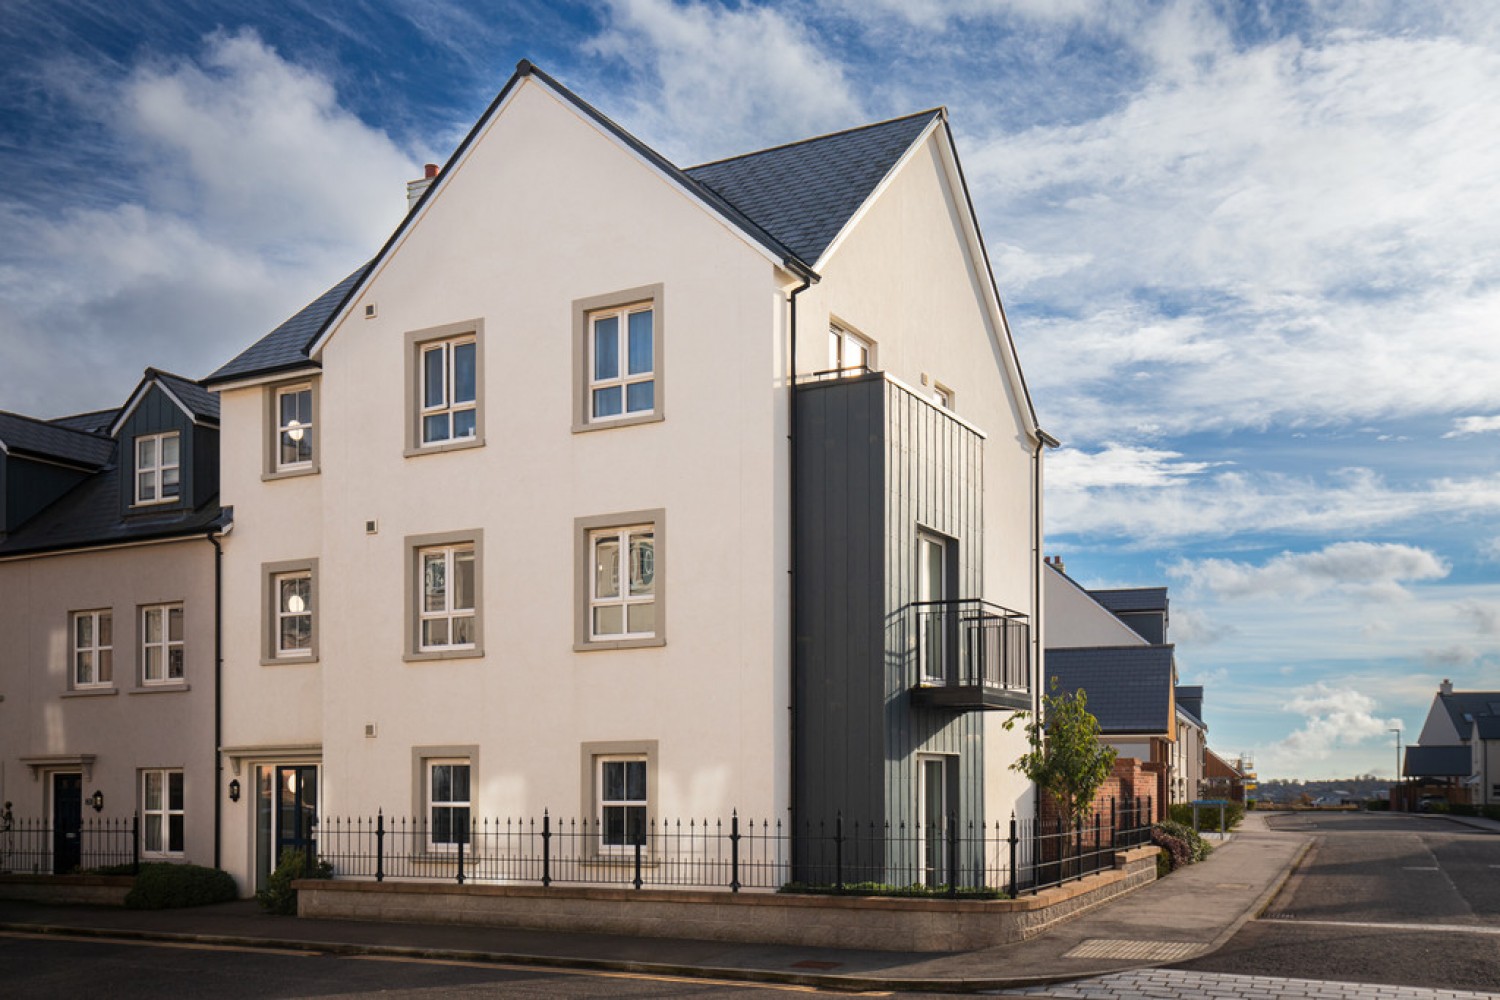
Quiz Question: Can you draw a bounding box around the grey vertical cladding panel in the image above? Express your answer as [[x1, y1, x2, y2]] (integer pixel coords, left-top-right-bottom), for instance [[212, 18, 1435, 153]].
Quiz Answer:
[[192, 426, 219, 511], [118, 387, 195, 514], [883, 382, 986, 835], [794, 377, 886, 831]]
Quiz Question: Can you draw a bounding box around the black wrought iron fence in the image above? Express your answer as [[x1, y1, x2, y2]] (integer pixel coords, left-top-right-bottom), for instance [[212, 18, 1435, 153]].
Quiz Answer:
[[0, 816, 139, 875], [316, 796, 1152, 898]]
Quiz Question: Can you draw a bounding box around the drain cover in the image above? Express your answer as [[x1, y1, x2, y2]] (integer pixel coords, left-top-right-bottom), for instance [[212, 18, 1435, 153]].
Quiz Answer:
[[1062, 939, 1207, 961]]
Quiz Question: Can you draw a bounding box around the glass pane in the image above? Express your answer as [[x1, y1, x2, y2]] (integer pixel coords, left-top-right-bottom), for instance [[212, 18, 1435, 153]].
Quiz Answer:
[[99, 613, 112, 646], [453, 807, 470, 843], [168, 607, 183, 641], [421, 619, 448, 647], [280, 390, 299, 425], [297, 433, 313, 463], [593, 605, 623, 636], [602, 761, 623, 801], [603, 806, 624, 846], [453, 342, 476, 403], [451, 614, 475, 646], [594, 537, 620, 598], [162, 467, 180, 497], [144, 609, 162, 643], [626, 806, 646, 845], [280, 577, 308, 614], [629, 534, 654, 594], [452, 407, 476, 439], [99, 649, 112, 683], [280, 432, 299, 466], [433, 806, 453, 845], [76, 651, 92, 684], [137, 472, 155, 501], [423, 345, 446, 408], [424, 553, 447, 612], [281, 617, 309, 651], [145, 815, 162, 853], [627, 603, 655, 634], [852, 337, 869, 369], [76, 615, 92, 647], [162, 435, 179, 465], [145, 646, 161, 680], [592, 386, 622, 418], [829, 329, 842, 368], [451, 765, 470, 802], [169, 815, 184, 853], [138, 437, 156, 468], [625, 761, 646, 801], [627, 310, 653, 375], [423, 413, 449, 443], [432, 764, 452, 802], [168, 647, 184, 679], [625, 380, 654, 413], [593, 316, 619, 380], [144, 771, 162, 809], [169, 772, 184, 810]]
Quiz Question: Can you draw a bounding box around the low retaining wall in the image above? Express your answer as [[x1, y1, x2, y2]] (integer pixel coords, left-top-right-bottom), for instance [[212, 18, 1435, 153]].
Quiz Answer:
[[298, 846, 1159, 952], [0, 873, 132, 906]]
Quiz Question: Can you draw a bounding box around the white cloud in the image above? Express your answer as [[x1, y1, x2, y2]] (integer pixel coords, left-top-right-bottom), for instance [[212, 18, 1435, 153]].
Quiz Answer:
[[1168, 541, 1448, 601], [1423, 645, 1478, 667], [0, 30, 413, 415], [1456, 600, 1500, 636], [1048, 443, 1224, 490], [1443, 415, 1500, 438], [585, 0, 863, 162], [1169, 608, 1236, 645], [1267, 683, 1403, 768]]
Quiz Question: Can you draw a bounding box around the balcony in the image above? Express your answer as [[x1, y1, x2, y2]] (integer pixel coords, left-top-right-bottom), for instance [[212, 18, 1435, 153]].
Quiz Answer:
[[909, 600, 1032, 712]]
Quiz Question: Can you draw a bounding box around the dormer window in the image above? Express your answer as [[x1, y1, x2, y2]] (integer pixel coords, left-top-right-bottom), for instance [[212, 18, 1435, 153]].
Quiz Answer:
[[135, 432, 180, 505]]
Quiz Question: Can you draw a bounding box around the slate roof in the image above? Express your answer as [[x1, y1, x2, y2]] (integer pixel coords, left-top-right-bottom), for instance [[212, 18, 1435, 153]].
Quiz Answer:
[[1403, 745, 1472, 778], [0, 460, 227, 557], [0, 410, 114, 468], [1438, 692, 1500, 735], [207, 264, 370, 385], [49, 409, 119, 434], [1045, 645, 1176, 734], [1473, 715, 1500, 741], [152, 370, 220, 423], [1089, 588, 1169, 614], [685, 110, 942, 266]]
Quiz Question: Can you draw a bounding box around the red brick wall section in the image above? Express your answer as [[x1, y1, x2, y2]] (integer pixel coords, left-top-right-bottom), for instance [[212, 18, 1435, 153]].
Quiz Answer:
[[1037, 757, 1157, 848]]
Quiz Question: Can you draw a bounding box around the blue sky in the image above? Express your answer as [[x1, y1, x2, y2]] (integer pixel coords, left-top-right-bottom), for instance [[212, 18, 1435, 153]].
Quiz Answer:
[[3, 2, 1497, 779]]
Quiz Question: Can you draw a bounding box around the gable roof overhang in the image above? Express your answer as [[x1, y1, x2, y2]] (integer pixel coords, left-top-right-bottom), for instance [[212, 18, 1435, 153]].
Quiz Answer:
[[304, 61, 818, 365], [109, 369, 219, 437]]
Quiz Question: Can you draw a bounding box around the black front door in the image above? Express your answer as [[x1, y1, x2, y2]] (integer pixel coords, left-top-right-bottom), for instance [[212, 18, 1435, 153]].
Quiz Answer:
[[274, 766, 318, 867], [52, 773, 83, 874]]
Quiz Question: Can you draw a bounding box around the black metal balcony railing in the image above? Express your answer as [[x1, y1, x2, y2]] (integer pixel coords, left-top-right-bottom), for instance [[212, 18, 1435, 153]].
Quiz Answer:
[[911, 599, 1031, 711]]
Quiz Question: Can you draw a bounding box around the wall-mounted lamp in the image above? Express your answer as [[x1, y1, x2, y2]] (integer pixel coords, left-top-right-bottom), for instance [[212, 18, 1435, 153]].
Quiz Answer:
[[88, 790, 104, 813], [228, 778, 241, 803]]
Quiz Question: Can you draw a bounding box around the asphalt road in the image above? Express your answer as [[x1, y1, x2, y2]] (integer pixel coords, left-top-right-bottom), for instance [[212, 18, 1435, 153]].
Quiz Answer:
[[1172, 811, 1500, 993], [0, 933, 909, 999]]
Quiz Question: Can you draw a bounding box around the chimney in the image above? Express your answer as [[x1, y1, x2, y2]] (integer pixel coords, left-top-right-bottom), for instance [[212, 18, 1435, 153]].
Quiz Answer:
[[1045, 555, 1065, 574], [406, 163, 440, 212], [1440, 678, 1453, 695]]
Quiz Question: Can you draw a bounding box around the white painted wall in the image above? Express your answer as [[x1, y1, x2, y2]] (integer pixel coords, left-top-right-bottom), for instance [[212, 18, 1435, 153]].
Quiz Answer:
[[1043, 563, 1148, 649], [1417, 695, 1462, 746]]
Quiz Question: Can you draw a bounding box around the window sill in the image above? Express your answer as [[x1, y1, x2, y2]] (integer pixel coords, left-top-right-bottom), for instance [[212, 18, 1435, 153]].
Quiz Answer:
[[574, 636, 665, 652], [129, 683, 191, 695], [573, 412, 664, 434], [404, 436, 484, 458], [61, 687, 119, 699], [261, 465, 319, 482], [260, 655, 319, 666], [403, 648, 485, 663]]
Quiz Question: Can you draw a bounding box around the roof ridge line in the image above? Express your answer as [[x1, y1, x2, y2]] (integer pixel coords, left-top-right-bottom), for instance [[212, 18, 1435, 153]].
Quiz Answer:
[[686, 108, 945, 172], [0, 407, 112, 440]]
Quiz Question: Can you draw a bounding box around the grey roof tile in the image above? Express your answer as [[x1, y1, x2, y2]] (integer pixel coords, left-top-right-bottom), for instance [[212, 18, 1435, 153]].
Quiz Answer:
[[1439, 692, 1500, 733], [48, 408, 119, 434], [1089, 588, 1169, 613], [1472, 715, 1500, 740], [685, 110, 940, 265], [207, 264, 369, 385], [152, 370, 220, 422], [1403, 745, 1472, 777], [0, 411, 114, 468], [1046, 645, 1176, 734]]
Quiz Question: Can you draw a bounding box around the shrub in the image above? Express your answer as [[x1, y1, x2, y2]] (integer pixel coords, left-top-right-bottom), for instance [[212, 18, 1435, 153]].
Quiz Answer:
[[1167, 801, 1244, 831], [1150, 827, 1191, 870], [1155, 847, 1172, 878], [256, 848, 333, 915], [124, 863, 237, 910], [1154, 820, 1212, 865], [779, 881, 1006, 899], [1483, 805, 1500, 822], [1364, 798, 1390, 811]]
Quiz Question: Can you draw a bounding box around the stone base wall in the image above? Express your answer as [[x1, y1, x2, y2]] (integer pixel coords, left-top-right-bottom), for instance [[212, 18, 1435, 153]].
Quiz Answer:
[[0, 873, 132, 906], [297, 846, 1160, 953]]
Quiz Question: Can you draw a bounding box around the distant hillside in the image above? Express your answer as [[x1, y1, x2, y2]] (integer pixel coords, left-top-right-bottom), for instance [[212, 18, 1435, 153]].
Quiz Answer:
[[1255, 776, 1391, 803]]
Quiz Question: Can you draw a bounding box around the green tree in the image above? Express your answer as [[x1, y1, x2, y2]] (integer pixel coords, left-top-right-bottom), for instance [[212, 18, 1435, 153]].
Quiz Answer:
[[1009, 682, 1118, 826]]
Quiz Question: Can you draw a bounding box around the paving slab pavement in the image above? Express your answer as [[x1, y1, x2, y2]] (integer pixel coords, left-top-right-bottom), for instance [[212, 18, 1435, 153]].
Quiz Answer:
[[0, 812, 1311, 993], [998, 968, 1500, 999]]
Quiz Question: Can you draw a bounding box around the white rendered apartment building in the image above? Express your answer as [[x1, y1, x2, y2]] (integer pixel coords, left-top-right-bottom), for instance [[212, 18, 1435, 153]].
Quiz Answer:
[[206, 63, 1050, 893]]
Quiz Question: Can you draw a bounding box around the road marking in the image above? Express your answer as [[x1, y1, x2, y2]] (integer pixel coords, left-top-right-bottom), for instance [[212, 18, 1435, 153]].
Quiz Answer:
[[1257, 917, 1500, 935], [344, 954, 891, 994], [0, 930, 320, 956], [1061, 939, 1206, 961]]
